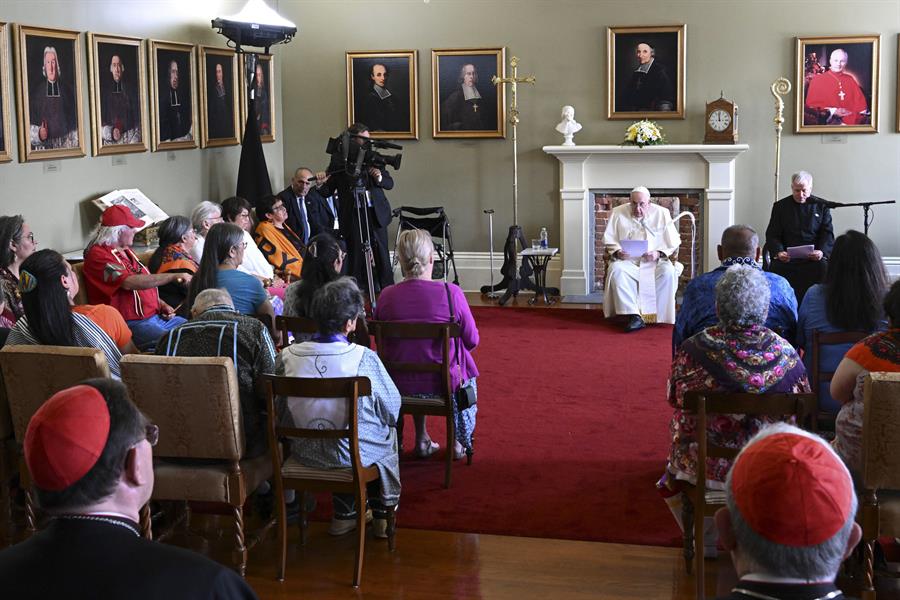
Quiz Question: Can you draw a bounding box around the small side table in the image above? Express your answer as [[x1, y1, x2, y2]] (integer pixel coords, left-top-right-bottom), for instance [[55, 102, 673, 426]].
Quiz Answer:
[[520, 247, 560, 305]]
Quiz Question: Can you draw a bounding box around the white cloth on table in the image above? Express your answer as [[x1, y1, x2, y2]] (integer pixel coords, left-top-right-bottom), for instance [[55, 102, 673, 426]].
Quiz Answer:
[[602, 202, 682, 323]]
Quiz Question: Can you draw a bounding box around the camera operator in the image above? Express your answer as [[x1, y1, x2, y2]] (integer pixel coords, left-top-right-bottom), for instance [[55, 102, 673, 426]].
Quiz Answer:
[[316, 123, 395, 296]]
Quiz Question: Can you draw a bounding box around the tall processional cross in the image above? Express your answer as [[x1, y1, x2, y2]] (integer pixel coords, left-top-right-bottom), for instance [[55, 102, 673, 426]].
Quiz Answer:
[[492, 55, 535, 226]]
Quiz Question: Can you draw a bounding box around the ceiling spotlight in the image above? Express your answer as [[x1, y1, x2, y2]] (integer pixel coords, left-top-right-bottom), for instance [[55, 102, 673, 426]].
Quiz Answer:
[[211, 0, 297, 53]]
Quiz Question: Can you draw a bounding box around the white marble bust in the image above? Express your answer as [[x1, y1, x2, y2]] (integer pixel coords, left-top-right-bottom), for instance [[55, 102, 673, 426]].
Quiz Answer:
[[555, 105, 582, 145]]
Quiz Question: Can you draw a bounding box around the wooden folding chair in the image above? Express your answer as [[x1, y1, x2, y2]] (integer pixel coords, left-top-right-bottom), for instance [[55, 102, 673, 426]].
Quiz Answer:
[[811, 330, 869, 432], [264, 375, 396, 587], [858, 372, 900, 600], [369, 320, 466, 489], [681, 390, 817, 599]]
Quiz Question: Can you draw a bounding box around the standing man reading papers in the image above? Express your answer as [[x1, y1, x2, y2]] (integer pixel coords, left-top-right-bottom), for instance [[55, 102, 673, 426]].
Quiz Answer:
[[603, 187, 681, 332]]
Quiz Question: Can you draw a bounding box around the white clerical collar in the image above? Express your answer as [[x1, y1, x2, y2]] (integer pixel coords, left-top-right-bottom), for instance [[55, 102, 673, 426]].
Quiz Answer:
[[636, 58, 654, 74], [742, 573, 834, 585], [463, 85, 482, 101], [374, 84, 392, 100]]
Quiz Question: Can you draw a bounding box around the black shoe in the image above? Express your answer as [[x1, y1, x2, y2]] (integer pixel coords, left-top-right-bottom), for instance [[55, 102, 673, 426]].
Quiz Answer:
[[624, 315, 645, 332]]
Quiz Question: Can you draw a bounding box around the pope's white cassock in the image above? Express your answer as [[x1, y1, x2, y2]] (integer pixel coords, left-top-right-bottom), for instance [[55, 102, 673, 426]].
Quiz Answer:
[[602, 203, 682, 323]]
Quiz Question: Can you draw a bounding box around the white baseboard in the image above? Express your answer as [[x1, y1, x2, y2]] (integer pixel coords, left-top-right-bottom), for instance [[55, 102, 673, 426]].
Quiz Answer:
[[410, 252, 900, 292]]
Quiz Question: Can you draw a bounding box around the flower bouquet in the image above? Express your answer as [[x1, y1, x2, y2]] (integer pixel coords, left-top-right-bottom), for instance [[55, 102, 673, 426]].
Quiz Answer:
[[623, 120, 666, 148]]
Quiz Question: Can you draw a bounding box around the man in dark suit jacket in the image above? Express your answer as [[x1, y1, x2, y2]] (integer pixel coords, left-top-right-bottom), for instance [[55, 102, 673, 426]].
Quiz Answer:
[[316, 124, 395, 295], [0, 379, 257, 599], [714, 424, 859, 600], [764, 171, 834, 303], [278, 167, 330, 246]]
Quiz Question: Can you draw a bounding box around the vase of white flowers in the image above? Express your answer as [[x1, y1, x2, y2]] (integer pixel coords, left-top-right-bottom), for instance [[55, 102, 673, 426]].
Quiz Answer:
[[623, 120, 666, 148]]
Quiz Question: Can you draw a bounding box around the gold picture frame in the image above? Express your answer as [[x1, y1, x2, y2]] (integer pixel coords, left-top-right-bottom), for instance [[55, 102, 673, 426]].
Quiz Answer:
[[432, 47, 506, 139], [607, 24, 686, 120], [149, 39, 197, 151], [0, 23, 13, 163], [896, 34, 899, 133], [239, 53, 276, 143], [795, 35, 880, 134], [87, 32, 148, 156], [198, 46, 239, 148], [13, 24, 86, 162], [346, 50, 418, 140]]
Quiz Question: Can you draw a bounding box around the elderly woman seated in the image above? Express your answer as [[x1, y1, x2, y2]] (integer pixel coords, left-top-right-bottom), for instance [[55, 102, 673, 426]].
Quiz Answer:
[[189, 201, 223, 261], [254, 195, 304, 281], [658, 265, 810, 555], [373, 229, 479, 461], [148, 216, 199, 316], [7, 249, 133, 378], [278, 277, 400, 537], [831, 279, 900, 476]]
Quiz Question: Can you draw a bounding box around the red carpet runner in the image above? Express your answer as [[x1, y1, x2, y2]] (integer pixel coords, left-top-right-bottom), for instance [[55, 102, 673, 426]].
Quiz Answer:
[[386, 306, 682, 546]]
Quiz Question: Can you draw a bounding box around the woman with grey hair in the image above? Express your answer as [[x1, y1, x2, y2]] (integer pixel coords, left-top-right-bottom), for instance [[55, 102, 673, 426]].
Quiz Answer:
[[279, 277, 400, 537], [189, 201, 223, 261], [657, 265, 810, 555], [147, 216, 198, 315]]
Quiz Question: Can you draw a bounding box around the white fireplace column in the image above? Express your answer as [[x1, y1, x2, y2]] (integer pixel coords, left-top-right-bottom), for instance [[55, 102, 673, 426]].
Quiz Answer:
[[543, 144, 749, 296]]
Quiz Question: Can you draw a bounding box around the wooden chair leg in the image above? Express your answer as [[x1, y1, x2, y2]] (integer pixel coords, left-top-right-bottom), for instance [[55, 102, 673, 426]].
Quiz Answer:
[[234, 505, 248, 577], [397, 412, 405, 455], [387, 505, 397, 552], [682, 492, 694, 574], [299, 491, 309, 547], [444, 413, 454, 489], [861, 539, 876, 600], [276, 489, 287, 581], [694, 503, 705, 600], [352, 487, 367, 588], [139, 503, 153, 540]]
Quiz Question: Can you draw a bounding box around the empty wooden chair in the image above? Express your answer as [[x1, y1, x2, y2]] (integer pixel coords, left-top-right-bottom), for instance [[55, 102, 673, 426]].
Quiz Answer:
[[264, 375, 396, 587], [120, 354, 273, 576], [681, 390, 816, 600]]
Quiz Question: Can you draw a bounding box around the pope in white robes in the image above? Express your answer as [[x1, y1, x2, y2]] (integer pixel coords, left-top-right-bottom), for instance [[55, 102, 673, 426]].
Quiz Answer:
[[602, 187, 682, 330]]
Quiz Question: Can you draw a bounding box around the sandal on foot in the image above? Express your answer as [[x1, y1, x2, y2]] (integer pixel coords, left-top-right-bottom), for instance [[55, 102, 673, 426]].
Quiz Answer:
[[415, 439, 440, 458], [453, 442, 467, 461]]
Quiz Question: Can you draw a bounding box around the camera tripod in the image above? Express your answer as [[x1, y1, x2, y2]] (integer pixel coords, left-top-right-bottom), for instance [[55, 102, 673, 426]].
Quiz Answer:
[[352, 182, 378, 310]]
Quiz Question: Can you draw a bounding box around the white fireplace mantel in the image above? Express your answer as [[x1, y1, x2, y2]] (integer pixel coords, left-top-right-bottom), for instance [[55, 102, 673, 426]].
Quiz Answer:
[[542, 143, 750, 296]]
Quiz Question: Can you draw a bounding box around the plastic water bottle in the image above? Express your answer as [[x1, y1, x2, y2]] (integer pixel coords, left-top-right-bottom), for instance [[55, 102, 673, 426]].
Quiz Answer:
[[539, 227, 549, 249]]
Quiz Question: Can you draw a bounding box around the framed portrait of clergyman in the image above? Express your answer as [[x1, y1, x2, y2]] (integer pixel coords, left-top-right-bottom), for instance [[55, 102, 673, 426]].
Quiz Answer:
[[432, 47, 505, 139], [607, 24, 686, 120], [87, 33, 148, 156], [239, 53, 276, 143], [199, 46, 239, 148], [0, 23, 13, 163], [13, 24, 86, 162], [149, 39, 197, 151], [795, 35, 880, 134], [346, 50, 418, 140]]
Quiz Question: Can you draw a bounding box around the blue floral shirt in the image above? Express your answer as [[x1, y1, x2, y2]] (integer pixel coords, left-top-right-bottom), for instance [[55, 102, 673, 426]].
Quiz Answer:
[[672, 257, 798, 355]]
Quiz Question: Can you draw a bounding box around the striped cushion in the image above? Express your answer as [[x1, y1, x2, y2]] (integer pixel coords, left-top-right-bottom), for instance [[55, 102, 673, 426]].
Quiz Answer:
[[281, 457, 353, 482], [401, 395, 447, 407]]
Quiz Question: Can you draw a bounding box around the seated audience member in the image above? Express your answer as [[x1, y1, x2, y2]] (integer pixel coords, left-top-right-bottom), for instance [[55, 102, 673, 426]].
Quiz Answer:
[[602, 186, 682, 332], [279, 278, 400, 537], [831, 279, 900, 475], [797, 230, 888, 414], [221, 196, 286, 300], [658, 266, 809, 556], [0, 379, 258, 599], [374, 229, 479, 460], [148, 216, 199, 316], [156, 288, 276, 458], [283, 233, 344, 319], [189, 223, 277, 335], [8, 250, 128, 378], [0, 215, 38, 324], [715, 424, 860, 600], [673, 224, 797, 354], [189, 201, 223, 262], [254, 195, 304, 281], [764, 170, 834, 303], [82, 206, 188, 351]]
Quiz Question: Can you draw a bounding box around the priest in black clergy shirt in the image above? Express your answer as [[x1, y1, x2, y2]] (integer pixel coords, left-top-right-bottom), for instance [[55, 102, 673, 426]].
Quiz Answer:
[[101, 54, 139, 145], [159, 59, 192, 142], [29, 46, 78, 150], [440, 63, 492, 131], [0, 379, 257, 599], [764, 170, 834, 303]]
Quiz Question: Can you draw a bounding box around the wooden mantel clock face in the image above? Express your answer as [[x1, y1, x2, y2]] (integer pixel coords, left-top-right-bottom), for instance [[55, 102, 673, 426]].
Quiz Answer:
[[704, 96, 738, 144]]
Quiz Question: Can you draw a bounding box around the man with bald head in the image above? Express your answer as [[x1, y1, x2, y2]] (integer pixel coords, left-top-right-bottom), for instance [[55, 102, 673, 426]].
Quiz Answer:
[[621, 41, 675, 112], [29, 46, 78, 150], [278, 166, 329, 246], [602, 187, 681, 331], [804, 48, 869, 125], [673, 224, 797, 353]]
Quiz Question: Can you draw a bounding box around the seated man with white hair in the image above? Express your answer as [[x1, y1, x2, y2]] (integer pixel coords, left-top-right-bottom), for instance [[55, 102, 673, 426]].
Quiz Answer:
[[715, 422, 860, 599], [602, 186, 681, 332]]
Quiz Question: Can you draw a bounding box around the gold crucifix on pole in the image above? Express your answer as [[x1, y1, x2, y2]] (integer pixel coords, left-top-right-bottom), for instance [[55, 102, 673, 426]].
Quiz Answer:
[[492, 55, 535, 226]]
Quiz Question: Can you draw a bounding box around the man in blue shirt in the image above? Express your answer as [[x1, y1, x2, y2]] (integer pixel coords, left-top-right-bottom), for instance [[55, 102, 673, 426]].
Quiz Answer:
[[673, 225, 797, 355]]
